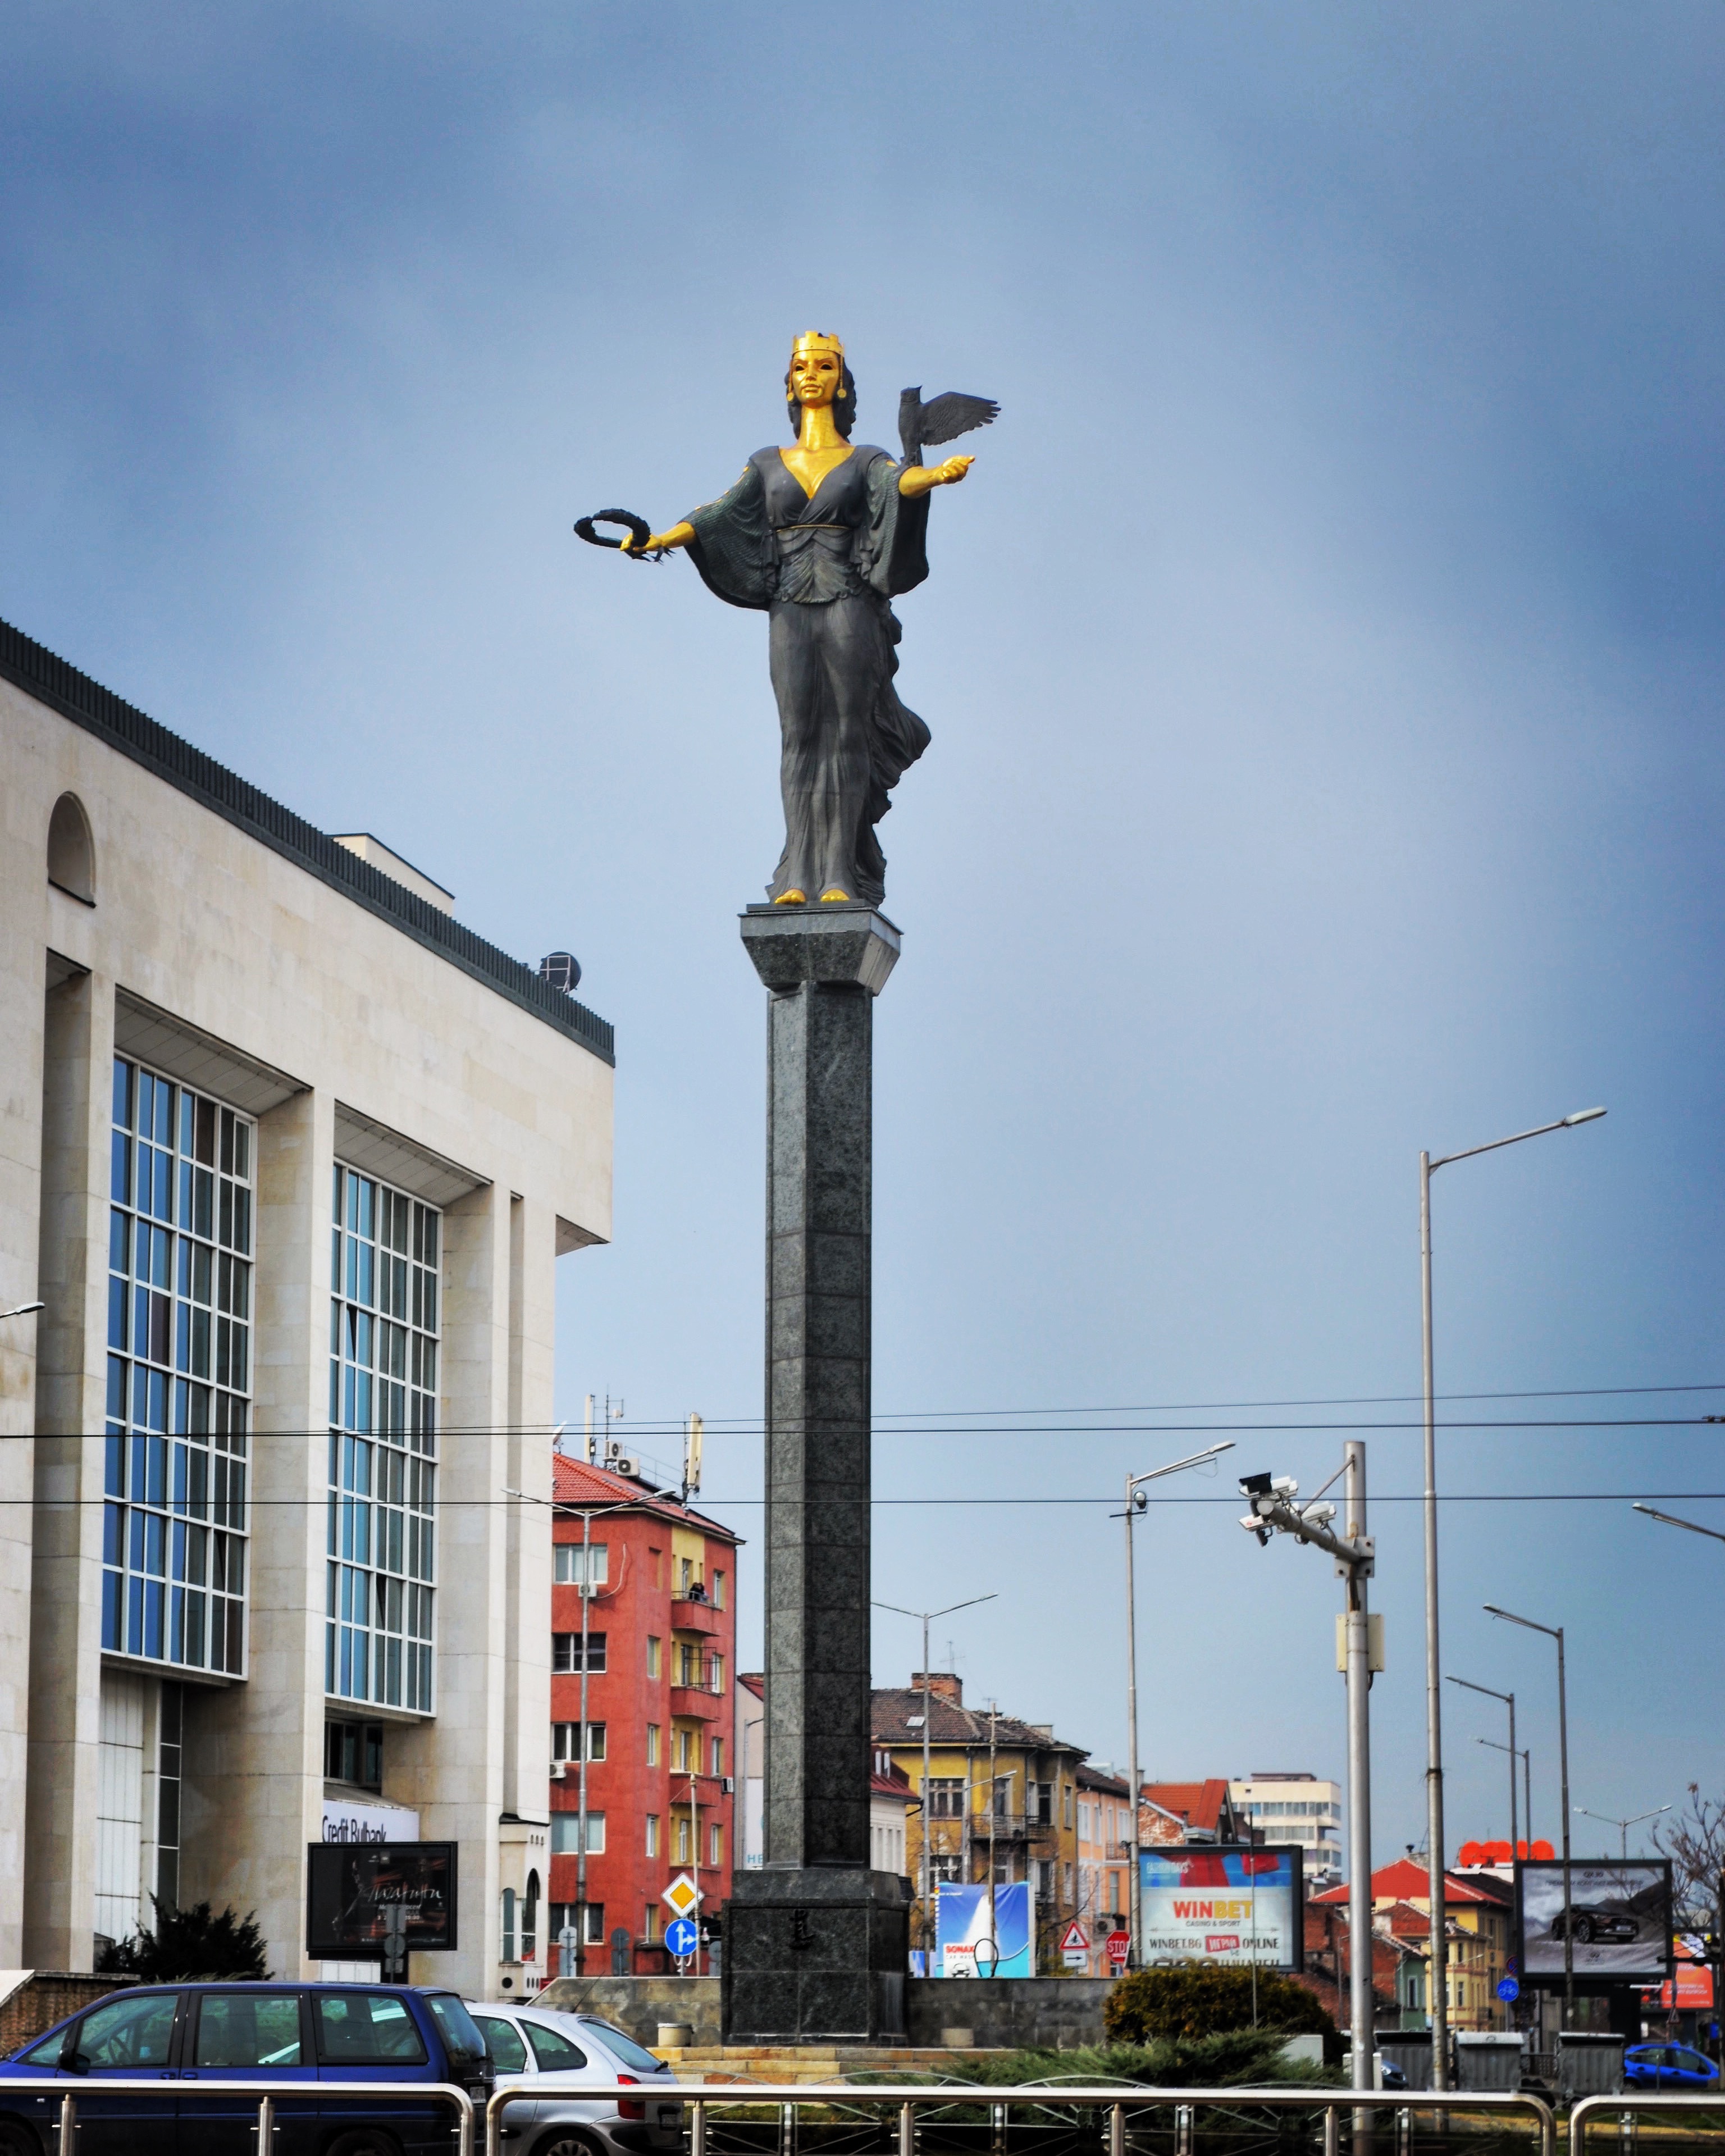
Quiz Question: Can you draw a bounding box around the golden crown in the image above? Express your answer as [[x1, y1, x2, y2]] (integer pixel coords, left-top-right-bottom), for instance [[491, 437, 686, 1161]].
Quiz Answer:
[[791, 331, 846, 360]]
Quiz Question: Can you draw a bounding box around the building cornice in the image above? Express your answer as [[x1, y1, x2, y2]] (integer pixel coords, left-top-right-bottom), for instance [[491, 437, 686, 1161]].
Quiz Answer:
[[2, 614, 614, 1066]]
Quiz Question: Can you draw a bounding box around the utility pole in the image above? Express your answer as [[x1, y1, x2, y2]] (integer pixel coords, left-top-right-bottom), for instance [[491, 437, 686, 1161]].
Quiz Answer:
[[576, 1503, 596, 1971], [1239, 1448, 1375, 2092], [1486, 1604, 1576, 2030], [1342, 1443, 1375, 2089], [873, 1593, 996, 1967], [503, 1469, 679, 1977], [1120, 1441, 1234, 1970], [1448, 1677, 1517, 1862], [988, 1701, 1000, 1969], [1419, 1105, 1604, 2086]]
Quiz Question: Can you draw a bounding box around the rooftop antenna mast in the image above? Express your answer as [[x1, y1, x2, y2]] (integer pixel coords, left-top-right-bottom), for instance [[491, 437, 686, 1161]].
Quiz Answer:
[[683, 1413, 704, 1505]]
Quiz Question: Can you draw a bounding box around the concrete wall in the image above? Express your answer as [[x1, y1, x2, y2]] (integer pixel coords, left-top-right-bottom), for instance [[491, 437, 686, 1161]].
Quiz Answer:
[[536, 1975, 1114, 2054], [2, 660, 613, 1993], [537, 1976, 725, 2050], [905, 1978, 1112, 2050]]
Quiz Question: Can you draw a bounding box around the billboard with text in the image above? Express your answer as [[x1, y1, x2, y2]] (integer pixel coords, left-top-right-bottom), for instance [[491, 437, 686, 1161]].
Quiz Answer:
[[1518, 1859, 1672, 1984], [306, 1840, 458, 1959], [934, 1881, 1033, 1977], [1137, 1846, 1303, 1972]]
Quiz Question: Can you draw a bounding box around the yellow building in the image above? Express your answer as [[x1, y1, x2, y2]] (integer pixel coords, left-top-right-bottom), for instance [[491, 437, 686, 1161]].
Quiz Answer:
[[1315, 1857, 1514, 2031], [871, 1673, 1087, 1973]]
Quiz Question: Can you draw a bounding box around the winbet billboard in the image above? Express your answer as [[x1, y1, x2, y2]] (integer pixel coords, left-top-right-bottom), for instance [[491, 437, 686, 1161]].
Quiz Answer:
[[1137, 1846, 1304, 1972]]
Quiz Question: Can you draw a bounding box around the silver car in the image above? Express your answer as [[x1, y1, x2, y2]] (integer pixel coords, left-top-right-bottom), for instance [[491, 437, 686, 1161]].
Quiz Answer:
[[470, 2003, 684, 2156]]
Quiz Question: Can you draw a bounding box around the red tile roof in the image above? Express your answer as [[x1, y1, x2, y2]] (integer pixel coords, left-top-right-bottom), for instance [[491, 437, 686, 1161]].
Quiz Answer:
[[549, 1453, 740, 1540], [1140, 1780, 1235, 1834], [1312, 1857, 1510, 1906]]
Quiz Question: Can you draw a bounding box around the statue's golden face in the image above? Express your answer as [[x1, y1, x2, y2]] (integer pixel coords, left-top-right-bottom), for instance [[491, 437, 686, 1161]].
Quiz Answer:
[[789, 347, 843, 406]]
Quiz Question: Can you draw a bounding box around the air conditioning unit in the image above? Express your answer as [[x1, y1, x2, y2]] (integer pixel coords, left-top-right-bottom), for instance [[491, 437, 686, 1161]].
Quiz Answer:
[[722, 1776, 735, 1794], [610, 1456, 640, 1479], [550, 1761, 567, 1779]]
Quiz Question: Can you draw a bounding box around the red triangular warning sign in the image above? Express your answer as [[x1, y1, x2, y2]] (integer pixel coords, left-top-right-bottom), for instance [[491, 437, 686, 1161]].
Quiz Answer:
[[1060, 1920, 1090, 1952]]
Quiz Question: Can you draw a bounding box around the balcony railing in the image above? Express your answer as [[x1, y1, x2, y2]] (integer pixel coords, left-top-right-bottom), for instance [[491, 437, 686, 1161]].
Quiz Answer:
[[670, 1684, 720, 1721], [921, 1809, 1057, 1843], [671, 1596, 723, 1635]]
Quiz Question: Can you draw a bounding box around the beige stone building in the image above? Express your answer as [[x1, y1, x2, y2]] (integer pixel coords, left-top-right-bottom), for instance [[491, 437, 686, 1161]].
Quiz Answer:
[[0, 615, 613, 1994]]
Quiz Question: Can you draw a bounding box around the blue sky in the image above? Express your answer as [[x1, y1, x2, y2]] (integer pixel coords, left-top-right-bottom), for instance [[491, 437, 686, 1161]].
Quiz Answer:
[[4, 2, 1723, 1862]]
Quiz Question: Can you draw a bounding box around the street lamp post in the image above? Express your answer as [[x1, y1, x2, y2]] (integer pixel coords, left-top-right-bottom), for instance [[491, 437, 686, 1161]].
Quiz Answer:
[[1575, 1806, 1670, 1862], [873, 1592, 998, 1967], [506, 1474, 678, 1976], [1447, 1676, 1517, 1858], [1633, 1505, 1725, 1547], [0, 1301, 45, 1321], [1419, 1105, 1604, 2086], [1477, 1738, 1532, 1858], [1486, 1603, 1575, 2027], [1240, 1445, 1375, 2090], [1121, 1442, 1235, 1970]]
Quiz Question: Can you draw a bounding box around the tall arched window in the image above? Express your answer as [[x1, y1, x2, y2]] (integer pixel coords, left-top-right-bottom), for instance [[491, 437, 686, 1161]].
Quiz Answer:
[[500, 1886, 518, 1964], [47, 792, 95, 902], [522, 1869, 540, 1964]]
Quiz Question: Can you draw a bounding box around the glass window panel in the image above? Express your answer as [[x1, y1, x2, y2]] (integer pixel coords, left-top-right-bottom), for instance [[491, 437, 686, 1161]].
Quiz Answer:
[[107, 1056, 251, 1677], [329, 1162, 439, 1710]]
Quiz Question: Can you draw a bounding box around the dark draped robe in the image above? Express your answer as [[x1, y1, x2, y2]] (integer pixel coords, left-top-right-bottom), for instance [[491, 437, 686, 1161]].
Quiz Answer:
[[683, 445, 932, 907]]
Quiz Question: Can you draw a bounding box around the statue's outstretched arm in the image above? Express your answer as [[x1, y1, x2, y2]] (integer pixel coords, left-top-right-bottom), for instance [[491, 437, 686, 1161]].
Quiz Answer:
[[898, 454, 974, 499], [623, 520, 695, 555]]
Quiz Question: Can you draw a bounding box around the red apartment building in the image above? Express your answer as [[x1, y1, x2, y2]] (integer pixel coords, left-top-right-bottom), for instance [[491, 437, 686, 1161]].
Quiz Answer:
[[542, 1455, 740, 1979]]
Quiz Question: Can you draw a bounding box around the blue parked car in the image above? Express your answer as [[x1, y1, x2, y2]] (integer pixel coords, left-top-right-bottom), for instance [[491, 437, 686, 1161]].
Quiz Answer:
[[0, 1983, 493, 2156], [1622, 2043, 1719, 2091]]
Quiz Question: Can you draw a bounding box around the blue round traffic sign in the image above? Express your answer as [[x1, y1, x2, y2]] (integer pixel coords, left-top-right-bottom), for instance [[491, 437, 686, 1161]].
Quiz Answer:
[[665, 1916, 700, 1959], [1496, 1976, 1519, 2003]]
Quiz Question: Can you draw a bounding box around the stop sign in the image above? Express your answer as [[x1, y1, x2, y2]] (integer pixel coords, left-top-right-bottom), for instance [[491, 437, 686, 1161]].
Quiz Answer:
[[1106, 1930, 1130, 1970]]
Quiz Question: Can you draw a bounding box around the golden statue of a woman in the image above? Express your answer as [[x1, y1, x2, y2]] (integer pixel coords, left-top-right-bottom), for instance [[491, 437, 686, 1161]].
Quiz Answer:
[[601, 332, 993, 908]]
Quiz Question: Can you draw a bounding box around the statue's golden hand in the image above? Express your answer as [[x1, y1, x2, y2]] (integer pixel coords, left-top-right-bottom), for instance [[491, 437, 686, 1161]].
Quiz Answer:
[[898, 455, 974, 499], [622, 522, 694, 555]]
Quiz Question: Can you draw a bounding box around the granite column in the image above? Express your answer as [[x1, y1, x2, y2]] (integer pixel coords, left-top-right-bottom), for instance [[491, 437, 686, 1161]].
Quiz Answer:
[[723, 903, 909, 2042]]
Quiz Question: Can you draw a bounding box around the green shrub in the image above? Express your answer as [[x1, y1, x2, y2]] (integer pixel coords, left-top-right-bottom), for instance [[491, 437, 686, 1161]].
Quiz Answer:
[[1103, 1964, 1335, 2045], [938, 2031, 1341, 2089], [97, 1897, 269, 1981]]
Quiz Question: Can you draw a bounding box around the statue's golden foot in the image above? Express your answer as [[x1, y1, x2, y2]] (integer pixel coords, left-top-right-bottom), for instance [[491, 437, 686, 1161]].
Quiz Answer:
[[774, 888, 807, 905], [818, 887, 851, 904]]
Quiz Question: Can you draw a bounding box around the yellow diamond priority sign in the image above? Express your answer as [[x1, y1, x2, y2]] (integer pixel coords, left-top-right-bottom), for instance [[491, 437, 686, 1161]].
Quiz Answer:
[[662, 1872, 702, 1920]]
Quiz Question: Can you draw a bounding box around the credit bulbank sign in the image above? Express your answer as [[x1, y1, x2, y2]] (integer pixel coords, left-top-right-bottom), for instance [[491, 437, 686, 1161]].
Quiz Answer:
[[1138, 1847, 1303, 1972]]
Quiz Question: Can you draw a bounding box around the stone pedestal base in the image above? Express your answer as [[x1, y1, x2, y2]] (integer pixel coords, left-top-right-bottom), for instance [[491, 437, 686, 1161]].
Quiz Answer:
[[723, 1868, 911, 2043]]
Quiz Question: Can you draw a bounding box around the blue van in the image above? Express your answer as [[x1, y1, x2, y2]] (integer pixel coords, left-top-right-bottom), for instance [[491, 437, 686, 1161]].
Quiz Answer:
[[0, 1983, 492, 2156]]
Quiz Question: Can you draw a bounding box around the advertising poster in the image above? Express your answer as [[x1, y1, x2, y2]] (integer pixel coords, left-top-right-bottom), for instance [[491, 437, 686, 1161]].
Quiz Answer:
[[1518, 1859, 1672, 1982], [306, 1840, 458, 1958], [934, 1881, 1033, 1977], [1137, 1846, 1303, 1972]]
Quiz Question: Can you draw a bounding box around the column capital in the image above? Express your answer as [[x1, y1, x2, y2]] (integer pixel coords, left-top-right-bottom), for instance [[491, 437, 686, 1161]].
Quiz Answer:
[[739, 904, 901, 996]]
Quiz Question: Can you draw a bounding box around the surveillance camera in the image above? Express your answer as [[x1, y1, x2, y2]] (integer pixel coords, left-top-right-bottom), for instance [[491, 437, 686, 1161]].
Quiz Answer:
[[1238, 1515, 1274, 1546], [1272, 1475, 1299, 1497], [1238, 1471, 1274, 1497], [1304, 1501, 1337, 1526], [1131, 1490, 1148, 1512]]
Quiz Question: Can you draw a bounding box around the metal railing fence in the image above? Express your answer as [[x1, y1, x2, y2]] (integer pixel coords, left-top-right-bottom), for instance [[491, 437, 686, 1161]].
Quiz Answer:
[[1572, 2091, 1725, 2153], [483, 2080, 1557, 2156], [34, 2076, 474, 2156]]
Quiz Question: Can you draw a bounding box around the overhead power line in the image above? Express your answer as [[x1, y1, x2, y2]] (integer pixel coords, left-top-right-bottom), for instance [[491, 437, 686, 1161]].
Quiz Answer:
[[11, 1489, 1725, 1511]]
